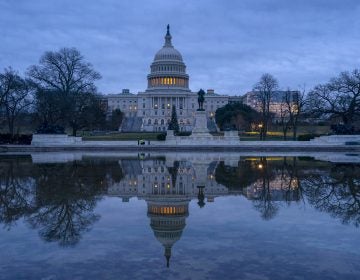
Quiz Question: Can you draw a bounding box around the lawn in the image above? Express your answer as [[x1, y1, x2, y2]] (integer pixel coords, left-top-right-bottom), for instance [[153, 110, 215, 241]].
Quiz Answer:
[[80, 125, 331, 141]]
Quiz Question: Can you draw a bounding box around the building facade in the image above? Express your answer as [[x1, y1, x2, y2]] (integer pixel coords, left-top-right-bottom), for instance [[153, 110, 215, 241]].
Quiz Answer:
[[104, 26, 230, 132]]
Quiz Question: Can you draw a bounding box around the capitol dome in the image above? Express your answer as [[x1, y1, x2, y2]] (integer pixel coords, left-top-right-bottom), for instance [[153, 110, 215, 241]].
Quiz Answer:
[[154, 37, 183, 62], [147, 25, 189, 91], [154, 47, 183, 62]]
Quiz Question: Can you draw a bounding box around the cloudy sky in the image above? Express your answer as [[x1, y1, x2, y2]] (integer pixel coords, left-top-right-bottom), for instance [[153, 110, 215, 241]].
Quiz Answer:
[[1, 0, 359, 95]]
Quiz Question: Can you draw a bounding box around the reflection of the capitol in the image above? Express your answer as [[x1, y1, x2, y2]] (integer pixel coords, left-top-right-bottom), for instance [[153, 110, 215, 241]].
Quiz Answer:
[[107, 157, 300, 267], [107, 158, 230, 267]]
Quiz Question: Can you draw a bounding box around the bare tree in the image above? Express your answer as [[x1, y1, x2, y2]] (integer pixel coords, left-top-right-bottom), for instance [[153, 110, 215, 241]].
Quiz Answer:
[[279, 101, 290, 140], [308, 69, 360, 129], [27, 48, 101, 135], [253, 73, 279, 140], [0, 68, 33, 136], [284, 87, 307, 140]]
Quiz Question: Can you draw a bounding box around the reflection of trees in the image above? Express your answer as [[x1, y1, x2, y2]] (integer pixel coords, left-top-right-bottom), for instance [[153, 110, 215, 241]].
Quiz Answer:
[[27, 160, 115, 246], [0, 157, 124, 246], [279, 157, 303, 205], [251, 158, 279, 220], [302, 164, 360, 227], [215, 157, 304, 220], [214, 160, 258, 190], [0, 156, 35, 228]]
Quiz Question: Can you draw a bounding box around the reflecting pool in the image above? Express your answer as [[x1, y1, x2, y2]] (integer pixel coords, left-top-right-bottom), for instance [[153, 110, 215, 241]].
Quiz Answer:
[[0, 153, 360, 279]]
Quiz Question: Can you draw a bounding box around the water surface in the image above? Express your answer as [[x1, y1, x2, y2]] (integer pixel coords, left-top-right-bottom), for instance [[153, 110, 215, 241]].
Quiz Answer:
[[0, 153, 359, 279]]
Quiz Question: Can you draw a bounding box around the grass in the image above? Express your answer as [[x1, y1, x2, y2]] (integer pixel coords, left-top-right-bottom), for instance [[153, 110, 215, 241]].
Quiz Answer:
[[24, 124, 330, 142]]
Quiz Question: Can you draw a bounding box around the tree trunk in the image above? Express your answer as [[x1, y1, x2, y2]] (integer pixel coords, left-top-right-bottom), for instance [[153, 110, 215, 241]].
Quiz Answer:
[[72, 126, 77, 137], [293, 125, 297, 141], [8, 118, 14, 137]]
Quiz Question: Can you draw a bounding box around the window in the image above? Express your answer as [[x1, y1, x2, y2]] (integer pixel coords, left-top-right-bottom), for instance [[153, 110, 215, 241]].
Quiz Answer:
[[148, 119, 151, 125]]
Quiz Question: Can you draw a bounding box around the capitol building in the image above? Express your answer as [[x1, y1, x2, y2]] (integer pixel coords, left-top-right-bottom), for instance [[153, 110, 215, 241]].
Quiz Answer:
[[104, 25, 240, 132]]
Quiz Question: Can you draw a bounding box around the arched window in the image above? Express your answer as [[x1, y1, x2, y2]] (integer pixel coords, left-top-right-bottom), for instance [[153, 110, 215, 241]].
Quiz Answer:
[[148, 119, 151, 125], [161, 119, 164, 125], [154, 119, 158, 125]]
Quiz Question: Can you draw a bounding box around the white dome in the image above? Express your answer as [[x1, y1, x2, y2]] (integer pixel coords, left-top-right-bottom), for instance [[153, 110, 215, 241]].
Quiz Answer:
[[154, 47, 183, 62]]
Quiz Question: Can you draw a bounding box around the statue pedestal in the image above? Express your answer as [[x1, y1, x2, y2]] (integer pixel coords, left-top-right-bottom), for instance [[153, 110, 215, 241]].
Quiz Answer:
[[192, 110, 212, 137]]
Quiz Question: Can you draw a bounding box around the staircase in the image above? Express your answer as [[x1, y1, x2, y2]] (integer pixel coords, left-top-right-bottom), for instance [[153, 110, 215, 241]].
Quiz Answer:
[[207, 118, 218, 132], [120, 117, 143, 132]]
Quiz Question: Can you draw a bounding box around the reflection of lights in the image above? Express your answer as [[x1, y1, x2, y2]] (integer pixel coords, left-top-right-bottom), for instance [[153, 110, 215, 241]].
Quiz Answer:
[[167, 183, 170, 188], [154, 183, 158, 188], [258, 123, 263, 128], [258, 164, 263, 169]]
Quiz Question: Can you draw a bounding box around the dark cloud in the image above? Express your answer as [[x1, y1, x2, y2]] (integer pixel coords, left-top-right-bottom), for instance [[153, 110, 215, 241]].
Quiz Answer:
[[1, 0, 359, 95]]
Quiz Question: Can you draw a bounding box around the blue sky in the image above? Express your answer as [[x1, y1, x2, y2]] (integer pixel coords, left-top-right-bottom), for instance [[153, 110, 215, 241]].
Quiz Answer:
[[1, 0, 359, 95]]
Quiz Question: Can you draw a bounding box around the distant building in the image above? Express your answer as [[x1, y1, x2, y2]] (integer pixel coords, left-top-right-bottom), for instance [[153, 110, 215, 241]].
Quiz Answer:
[[243, 90, 300, 119]]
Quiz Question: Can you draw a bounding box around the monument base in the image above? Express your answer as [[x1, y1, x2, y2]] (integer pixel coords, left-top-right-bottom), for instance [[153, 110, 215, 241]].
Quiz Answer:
[[192, 110, 212, 136], [165, 111, 240, 145]]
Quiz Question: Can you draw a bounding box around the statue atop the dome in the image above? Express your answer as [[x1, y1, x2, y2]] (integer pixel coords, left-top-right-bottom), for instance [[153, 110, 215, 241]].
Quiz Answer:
[[197, 89, 205, 111], [164, 24, 172, 47]]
